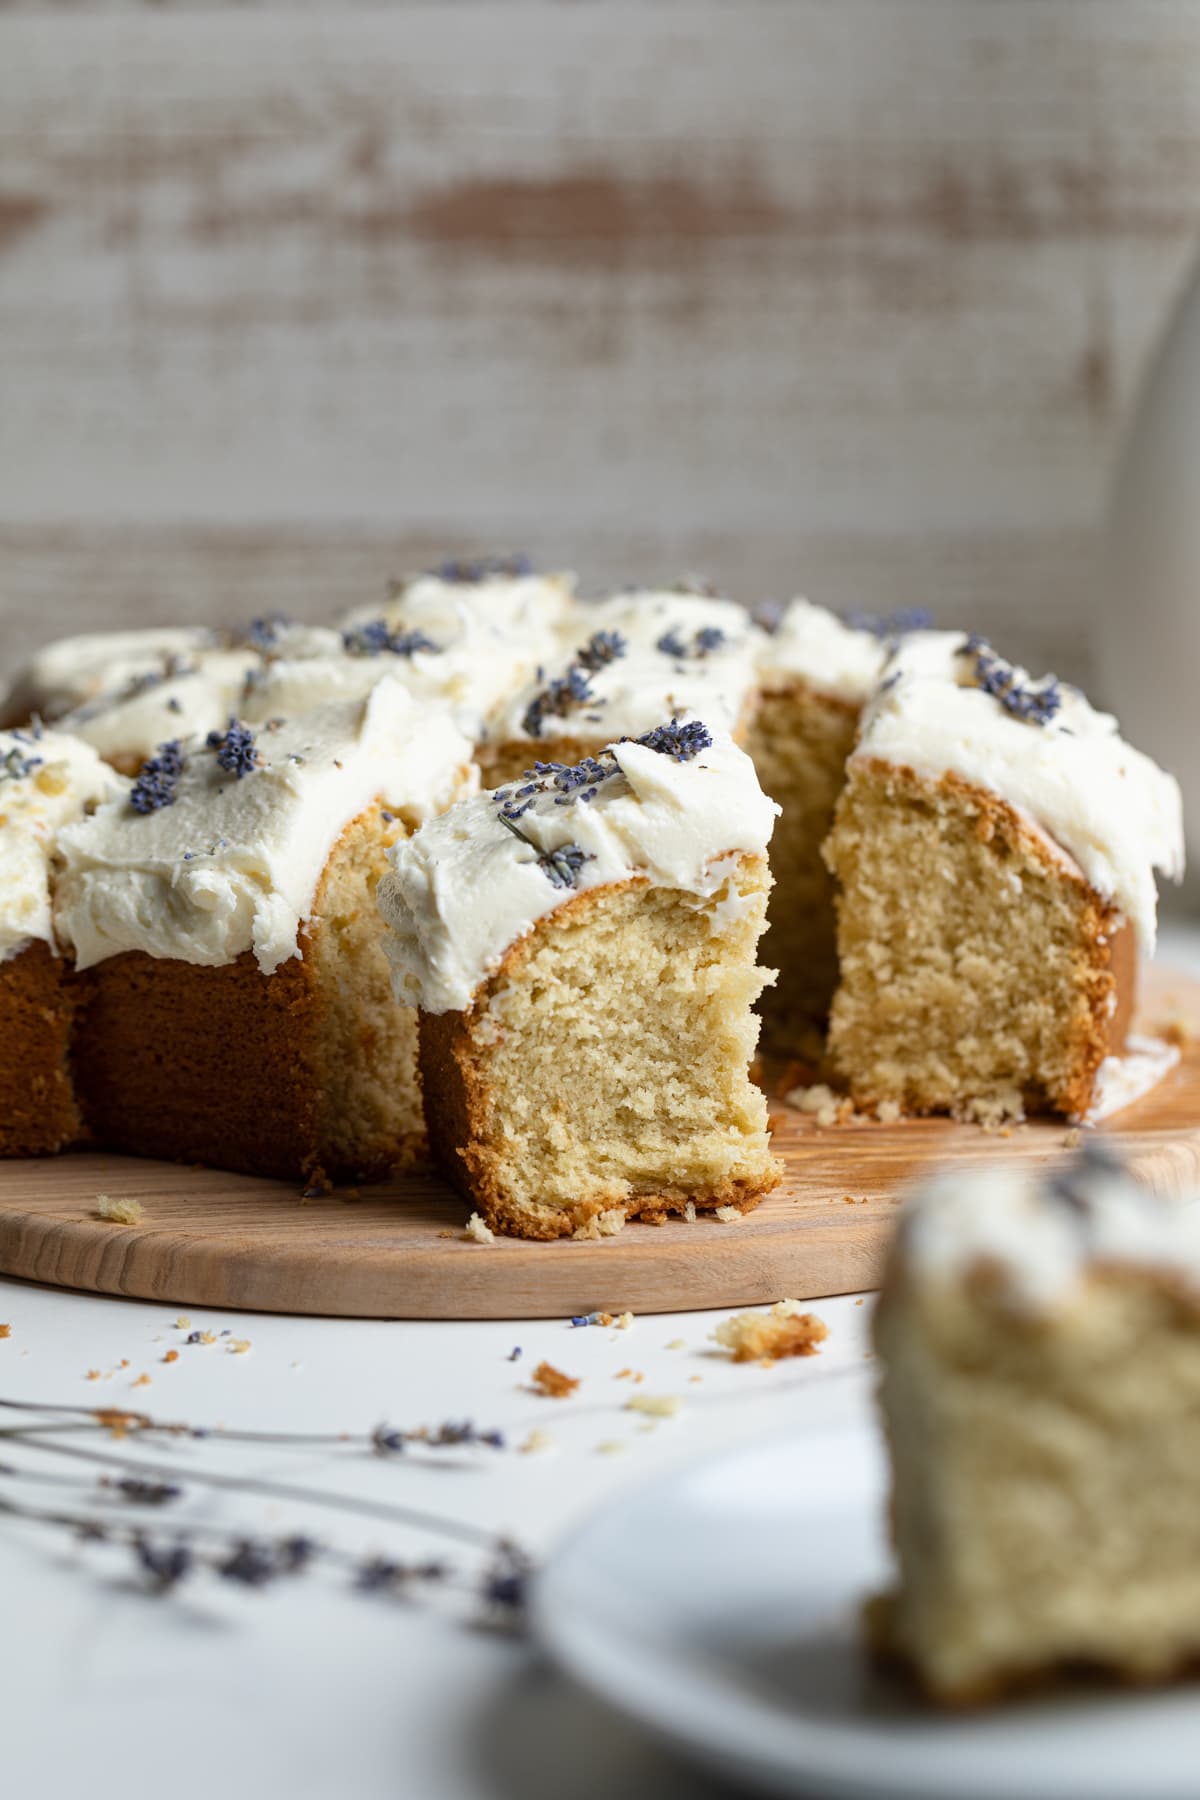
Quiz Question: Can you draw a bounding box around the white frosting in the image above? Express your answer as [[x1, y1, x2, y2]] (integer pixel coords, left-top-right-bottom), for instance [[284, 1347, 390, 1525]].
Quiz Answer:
[[0, 729, 124, 960], [378, 727, 778, 1014], [757, 599, 889, 703], [1083, 1034, 1181, 1124], [55, 680, 476, 976], [853, 631, 1185, 950], [899, 1152, 1200, 1313], [488, 590, 764, 747], [335, 571, 577, 739], [4, 627, 221, 723], [60, 649, 262, 765]]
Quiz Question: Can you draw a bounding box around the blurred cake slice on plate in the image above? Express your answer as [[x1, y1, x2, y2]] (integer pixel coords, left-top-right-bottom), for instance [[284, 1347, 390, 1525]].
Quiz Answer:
[[873, 1144, 1200, 1704]]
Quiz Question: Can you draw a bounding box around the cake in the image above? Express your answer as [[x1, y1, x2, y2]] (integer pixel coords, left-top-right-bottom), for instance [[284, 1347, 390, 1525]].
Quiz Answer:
[[823, 632, 1184, 1120], [0, 626, 224, 727], [54, 681, 476, 1184], [478, 587, 764, 788], [746, 601, 899, 1053], [0, 726, 123, 1155], [377, 719, 781, 1238], [873, 1144, 1200, 1705]]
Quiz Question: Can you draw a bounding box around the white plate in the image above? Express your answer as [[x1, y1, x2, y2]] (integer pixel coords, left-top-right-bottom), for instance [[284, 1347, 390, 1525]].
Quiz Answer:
[[532, 1393, 1200, 1800]]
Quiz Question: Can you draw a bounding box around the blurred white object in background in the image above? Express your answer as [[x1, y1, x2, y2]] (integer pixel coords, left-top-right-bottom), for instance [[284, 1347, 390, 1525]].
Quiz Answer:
[[1105, 243, 1200, 895]]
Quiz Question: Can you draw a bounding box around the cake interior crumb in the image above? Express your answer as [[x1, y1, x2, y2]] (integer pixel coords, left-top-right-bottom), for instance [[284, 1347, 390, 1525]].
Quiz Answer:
[[95, 1194, 145, 1225], [713, 1298, 829, 1364], [464, 1211, 495, 1245]]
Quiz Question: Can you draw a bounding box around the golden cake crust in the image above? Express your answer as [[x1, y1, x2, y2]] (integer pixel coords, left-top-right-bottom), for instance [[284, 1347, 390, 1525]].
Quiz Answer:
[[0, 940, 86, 1156]]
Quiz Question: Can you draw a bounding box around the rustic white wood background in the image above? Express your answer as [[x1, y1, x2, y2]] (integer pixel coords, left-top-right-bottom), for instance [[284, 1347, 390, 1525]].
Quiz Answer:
[[3, 2, 1200, 687]]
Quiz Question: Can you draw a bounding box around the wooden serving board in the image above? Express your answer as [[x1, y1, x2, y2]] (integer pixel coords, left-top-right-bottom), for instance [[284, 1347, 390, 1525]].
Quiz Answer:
[[2, 966, 1199, 1321]]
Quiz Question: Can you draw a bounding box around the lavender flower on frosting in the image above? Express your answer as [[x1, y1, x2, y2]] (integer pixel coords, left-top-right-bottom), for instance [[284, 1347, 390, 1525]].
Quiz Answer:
[[130, 740, 185, 813], [959, 635, 1061, 727], [206, 718, 261, 778]]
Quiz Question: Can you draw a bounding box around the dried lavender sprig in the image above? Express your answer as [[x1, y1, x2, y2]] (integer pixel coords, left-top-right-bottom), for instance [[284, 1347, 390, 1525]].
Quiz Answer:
[[0, 1397, 506, 1455], [206, 717, 261, 778], [9, 1431, 503, 1549]]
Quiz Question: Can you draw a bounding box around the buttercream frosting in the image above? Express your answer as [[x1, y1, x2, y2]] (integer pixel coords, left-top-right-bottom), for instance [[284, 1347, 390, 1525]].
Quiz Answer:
[[55, 680, 476, 975], [487, 590, 764, 747], [757, 599, 890, 703], [378, 723, 778, 1014], [334, 571, 578, 739], [60, 648, 262, 765], [4, 627, 222, 723], [0, 728, 124, 961], [853, 630, 1184, 949], [898, 1147, 1200, 1313]]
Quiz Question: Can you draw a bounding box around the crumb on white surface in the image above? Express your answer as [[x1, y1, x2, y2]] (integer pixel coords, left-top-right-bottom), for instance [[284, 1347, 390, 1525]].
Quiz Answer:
[[595, 1440, 626, 1455], [519, 1428, 554, 1455], [464, 1212, 495, 1245], [713, 1298, 829, 1364], [95, 1194, 144, 1225], [626, 1393, 682, 1419], [614, 1310, 633, 1330]]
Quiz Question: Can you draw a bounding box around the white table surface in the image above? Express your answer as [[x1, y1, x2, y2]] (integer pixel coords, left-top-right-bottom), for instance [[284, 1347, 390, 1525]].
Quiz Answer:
[[6, 927, 1199, 1800]]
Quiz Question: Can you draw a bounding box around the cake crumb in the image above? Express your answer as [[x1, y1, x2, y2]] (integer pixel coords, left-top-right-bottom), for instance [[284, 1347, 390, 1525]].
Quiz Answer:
[[0, 1324, 10, 1340], [595, 1440, 626, 1455], [572, 1206, 627, 1242], [713, 1299, 829, 1364], [960, 1089, 1025, 1130], [665, 1338, 686, 1350], [614, 1310, 633, 1330], [876, 1099, 902, 1124], [684, 1201, 697, 1223], [689, 1374, 703, 1383], [94, 1194, 144, 1225], [530, 1360, 580, 1399], [162, 1350, 179, 1364], [1163, 1018, 1192, 1049], [785, 1082, 856, 1127], [227, 1338, 252, 1355], [131, 1374, 152, 1389], [85, 1369, 100, 1381], [626, 1393, 682, 1419], [519, 1428, 554, 1455], [175, 1316, 191, 1329], [1063, 1126, 1083, 1148], [714, 1205, 743, 1223], [464, 1212, 495, 1245]]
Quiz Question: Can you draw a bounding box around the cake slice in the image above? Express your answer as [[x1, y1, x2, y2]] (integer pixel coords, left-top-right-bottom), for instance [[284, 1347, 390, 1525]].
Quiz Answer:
[[54, 681, 475, 1184], [824, 632, 1183, 1120], [873, 1144, 1200, 1705], [746, 601, 903, 1054], [478, 587, 764, 788], [0, 727, 123, 1154], [378, 720, 781, 1238]]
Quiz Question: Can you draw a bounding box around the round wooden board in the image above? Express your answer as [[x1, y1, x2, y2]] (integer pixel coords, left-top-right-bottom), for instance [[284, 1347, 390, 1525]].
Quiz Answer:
[[2, 966, 1199, 1320]]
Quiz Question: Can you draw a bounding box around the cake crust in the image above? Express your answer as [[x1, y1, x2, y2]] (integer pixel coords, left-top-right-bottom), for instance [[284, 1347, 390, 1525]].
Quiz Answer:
[[0, 941, 86, 1156]]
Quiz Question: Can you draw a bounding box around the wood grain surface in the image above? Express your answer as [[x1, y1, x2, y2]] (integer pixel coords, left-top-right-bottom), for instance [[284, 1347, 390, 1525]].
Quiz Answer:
[[0, 964, 1197, 1321], [4, 4, 1200, 687]]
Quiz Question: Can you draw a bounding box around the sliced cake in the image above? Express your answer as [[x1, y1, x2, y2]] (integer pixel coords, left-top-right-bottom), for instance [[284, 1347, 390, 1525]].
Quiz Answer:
[[873, 1145, 1200, 1705], [0, 727, 123, 1154], [747, 601, 901, 1053], [54, 682, 476, 1184], [478, 587, 764, 788], [824, 632, 1183, 1120], [378, 720, 781, 1238]]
